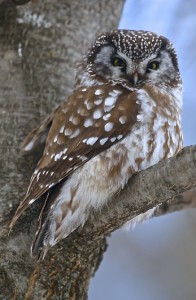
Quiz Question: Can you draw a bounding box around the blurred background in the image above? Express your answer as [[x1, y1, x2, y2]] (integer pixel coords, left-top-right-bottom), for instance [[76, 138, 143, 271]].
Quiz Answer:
[[89, 0, 196, 299]]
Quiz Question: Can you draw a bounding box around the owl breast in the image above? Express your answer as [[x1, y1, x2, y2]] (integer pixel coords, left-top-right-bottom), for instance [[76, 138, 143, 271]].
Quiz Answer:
[[76, 82, 183, 210]]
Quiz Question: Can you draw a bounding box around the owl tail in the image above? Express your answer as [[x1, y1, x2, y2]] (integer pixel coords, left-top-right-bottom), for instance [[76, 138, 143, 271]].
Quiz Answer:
[[31, 182, 63, 260], [31, 180, 87, 260]]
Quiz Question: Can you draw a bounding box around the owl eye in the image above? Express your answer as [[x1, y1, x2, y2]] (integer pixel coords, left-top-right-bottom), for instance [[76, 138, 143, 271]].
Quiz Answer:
[[146, 61, 160, 72], [112, 56, 126, 68]]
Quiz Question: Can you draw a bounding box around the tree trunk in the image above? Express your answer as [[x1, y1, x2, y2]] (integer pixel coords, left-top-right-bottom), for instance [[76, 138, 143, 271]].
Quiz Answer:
[[0, 1, 124, 299]]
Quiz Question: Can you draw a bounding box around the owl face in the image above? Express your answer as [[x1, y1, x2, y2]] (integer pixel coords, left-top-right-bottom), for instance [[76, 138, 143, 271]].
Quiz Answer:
[[85, 30, 180, 87]]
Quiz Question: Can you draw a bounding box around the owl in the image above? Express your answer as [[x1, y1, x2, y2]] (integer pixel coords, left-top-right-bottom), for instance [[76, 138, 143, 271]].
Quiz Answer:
[[10, 30, 183, 259]]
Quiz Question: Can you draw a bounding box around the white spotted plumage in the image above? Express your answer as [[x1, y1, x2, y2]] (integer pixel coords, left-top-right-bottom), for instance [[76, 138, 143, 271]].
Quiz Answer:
[[10, 30, 183, 259], [93, 109, 102, 119], [104, 122, 114, 132], [119, 116, 127, 124]]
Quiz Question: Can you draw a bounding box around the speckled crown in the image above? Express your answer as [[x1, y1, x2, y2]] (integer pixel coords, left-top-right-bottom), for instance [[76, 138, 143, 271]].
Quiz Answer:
[[88, 29, 178, 65]]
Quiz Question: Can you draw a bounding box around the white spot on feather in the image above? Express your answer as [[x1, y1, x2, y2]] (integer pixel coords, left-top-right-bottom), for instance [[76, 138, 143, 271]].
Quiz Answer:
[[105, 122, 114, 132], [86, 137, 98, 145], [110, 89, 122, 96], [110, 137, 116, 143], [36, 172, 41, 181], [93, 109, 102, 120], [60, 125, 65, 133], [70, 128, 80, 138], [64, 128, 72, 136], [119, 116, 127, 124], [72, 116, 80, 125], [34, 169, 39, 175], [85, 100, 94, 110], [103, 113, 111, 121], [104, 105, 113, 113], [62, 148, 67, 154], [23, 140, 35, 151], [100, 137, 108, 145], [95, 89, 103, 95], [54, 152, 62, 161], [94, 99, 102, 105], [54, 135, 58, 143], [84, 118, 93, 127], [117, 134, 123, 140], [29, 199, 35, 205], [105, 96, 116, 106]]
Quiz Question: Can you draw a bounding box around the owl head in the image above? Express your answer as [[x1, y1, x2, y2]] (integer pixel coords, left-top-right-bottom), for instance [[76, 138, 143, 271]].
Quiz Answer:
[[76, 30, 181, 88]]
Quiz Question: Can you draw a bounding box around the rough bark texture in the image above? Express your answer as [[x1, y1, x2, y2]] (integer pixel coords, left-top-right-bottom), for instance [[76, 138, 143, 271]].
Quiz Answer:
[[0, 1, 196, 300], [0, 1, 124, 299]]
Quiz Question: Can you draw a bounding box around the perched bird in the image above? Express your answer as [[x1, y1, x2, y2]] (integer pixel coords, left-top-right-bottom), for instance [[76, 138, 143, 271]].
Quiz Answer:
[[10, 30, 183, 259]]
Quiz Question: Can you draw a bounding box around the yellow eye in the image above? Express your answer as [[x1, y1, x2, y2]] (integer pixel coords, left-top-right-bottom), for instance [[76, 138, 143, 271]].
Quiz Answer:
[[147, 61, 160, 72], [112, 57, 126, 68]]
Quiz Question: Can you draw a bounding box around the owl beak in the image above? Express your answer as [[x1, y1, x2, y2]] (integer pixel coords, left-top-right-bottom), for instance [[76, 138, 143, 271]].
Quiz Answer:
[[126, 70, 141, 85], [133, 72, 139, 85]]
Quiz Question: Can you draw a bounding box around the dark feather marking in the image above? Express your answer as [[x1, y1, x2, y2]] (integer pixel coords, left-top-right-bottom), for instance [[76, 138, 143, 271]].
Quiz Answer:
[[31, 181, 64, 258]]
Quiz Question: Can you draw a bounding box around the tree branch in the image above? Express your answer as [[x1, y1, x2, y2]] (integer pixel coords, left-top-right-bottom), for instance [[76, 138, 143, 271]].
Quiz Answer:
[[80, 145, 196, 240]]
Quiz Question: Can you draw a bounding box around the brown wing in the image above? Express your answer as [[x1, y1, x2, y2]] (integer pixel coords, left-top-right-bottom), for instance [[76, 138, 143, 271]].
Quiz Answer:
[[21, 105, 62, 153], [10, 84, 140, 228]]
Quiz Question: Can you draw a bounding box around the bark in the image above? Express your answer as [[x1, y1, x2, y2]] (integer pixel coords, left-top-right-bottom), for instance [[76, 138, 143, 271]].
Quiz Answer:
[[0, 1, 195, 300]]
